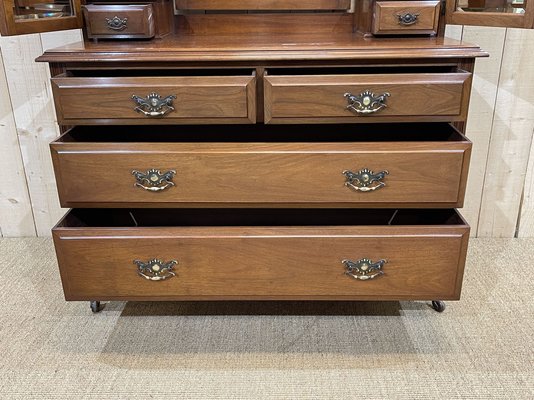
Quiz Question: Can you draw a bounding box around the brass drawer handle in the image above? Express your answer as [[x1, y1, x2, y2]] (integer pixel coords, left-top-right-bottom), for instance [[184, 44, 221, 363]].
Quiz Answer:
[[134, 259, 178, 281], [343, 258, 387, 280], [132, 92, 177, 117], [132, 169, 176, 192], [344, 90, 390, 115], [106, 16, 128, 31], [343, 168, 389, 192], [397, 12, 419, 26]]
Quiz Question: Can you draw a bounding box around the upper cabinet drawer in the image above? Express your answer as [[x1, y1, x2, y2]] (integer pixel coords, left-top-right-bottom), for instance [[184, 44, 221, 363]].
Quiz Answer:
[[264, 68, 472, 123], [51, 72, 257, 124], [82, 4, 155, 40], [373, 1, 441, 35]]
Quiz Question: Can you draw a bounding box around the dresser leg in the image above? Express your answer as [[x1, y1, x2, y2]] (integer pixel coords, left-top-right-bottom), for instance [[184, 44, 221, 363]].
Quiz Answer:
[[431, 300, 446, 313], [90, 301, 102, 313]]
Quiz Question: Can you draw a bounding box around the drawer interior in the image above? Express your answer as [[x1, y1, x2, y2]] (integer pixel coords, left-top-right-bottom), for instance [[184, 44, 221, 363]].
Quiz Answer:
[[64, 69, 255, 77], [57, 123, 467, 143], [58, 208, 466, 228], [265, 66, 461, 75]]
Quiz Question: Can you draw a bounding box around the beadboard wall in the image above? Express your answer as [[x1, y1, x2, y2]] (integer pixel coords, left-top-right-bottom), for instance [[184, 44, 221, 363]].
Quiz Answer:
[[1, 26, 534, 237]]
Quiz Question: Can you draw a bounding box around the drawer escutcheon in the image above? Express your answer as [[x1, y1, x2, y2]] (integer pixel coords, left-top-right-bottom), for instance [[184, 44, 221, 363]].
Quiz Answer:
[[134, 259, 178, 281], [344, 90, 390, 115], [343, 168, 389, 192], [132, 169, 176, 192], [106, 16, 128, 31], [396, 12, 419, 26], [132, 92, 177, 117], [342, 258, 387, 280]]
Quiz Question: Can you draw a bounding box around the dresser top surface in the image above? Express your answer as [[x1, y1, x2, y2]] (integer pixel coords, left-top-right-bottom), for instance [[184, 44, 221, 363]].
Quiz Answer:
[[37, 33, 486, 63]]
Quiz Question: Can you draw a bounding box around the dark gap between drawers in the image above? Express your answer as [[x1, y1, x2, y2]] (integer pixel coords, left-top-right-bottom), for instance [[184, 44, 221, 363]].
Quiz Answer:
[[57, 123, 465, 143], [66, 68, 255, 77], [265, 66, 459, 75], [58, 209, 465, 228]]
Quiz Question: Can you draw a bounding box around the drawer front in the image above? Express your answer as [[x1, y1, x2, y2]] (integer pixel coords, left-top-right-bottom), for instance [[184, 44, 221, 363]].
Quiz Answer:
[[264, 72, 471, 123], [51, 75, 256, 124], [53, 212, 469, 301], [83, 5, 155, 39], [51, 138, 471, 207], [373, 1, 441, 35]]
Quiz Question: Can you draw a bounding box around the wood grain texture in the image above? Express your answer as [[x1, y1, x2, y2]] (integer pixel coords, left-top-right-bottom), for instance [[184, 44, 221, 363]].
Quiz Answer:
[[51, 75, 256, 124], [35, 34, 487, 63], [264, 72, 471, 123], [176, 14, 354, 36], [0, 45, 35, 236], [53, 213, 469, 300], [50, 130, 471, 207], [478, 29, 534, 237], [373, 1, 440, 35], [175, 0, 352, 10], [0, 33, 64, 236]]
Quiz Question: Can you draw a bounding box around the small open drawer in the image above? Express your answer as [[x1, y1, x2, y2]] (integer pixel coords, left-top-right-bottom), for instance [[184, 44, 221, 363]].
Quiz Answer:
[[264, 66, 472, 123], [50, 123, 471, 208], [53, 208, 470, 301], [51, 69, 256, 125]]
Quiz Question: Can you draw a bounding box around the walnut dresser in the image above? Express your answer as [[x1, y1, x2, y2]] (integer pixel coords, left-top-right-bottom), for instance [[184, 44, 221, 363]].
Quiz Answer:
[[3, 0, 528, 314]]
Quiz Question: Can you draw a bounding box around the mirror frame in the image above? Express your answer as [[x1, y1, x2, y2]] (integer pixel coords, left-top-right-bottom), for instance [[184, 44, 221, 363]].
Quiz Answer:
[[445, 0, 534, 28], [0, 0, 83, 36]]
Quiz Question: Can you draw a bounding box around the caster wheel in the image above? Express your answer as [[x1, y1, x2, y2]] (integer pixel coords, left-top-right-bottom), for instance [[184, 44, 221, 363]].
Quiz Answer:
[[90, 301, 102, 313], [431, 300, 446, 313]]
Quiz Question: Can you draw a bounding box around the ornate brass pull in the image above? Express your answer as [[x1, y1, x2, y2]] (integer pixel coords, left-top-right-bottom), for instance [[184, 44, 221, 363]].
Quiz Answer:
[[343, 168, 389, 192], [397, 12, 419, 26], [106, 16, 128, 31], [132, 169, 176, 192], [134, 259, 178, 281], [342, 258, 387, 280], [132, 92, 177, 117], [344, 91, 390, 115]]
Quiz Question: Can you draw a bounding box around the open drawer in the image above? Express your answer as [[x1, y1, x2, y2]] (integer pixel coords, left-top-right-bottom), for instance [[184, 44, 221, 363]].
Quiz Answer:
[[50, 123, 471, 208], [51, 69, 256, 125], [264, 66, 472, 123], [53, 208, 470, 301]]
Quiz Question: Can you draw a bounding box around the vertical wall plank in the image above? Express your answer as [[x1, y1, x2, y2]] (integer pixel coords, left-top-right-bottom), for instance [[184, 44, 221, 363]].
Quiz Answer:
[[444, 24, 463, 40], [518, 134, 534, 237], [460, 26, 506, 232], [0, 46, 36, 237], [0, 34, 62, 237], [40, 29, 83, 52], [478, 29, 534, 237]]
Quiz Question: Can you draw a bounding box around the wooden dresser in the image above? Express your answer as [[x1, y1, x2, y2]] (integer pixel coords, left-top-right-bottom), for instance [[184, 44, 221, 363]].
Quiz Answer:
[[4, 0, 524, 313]]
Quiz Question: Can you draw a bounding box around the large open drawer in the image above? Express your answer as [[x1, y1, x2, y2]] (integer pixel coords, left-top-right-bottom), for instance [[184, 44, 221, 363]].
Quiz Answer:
[[50, 123, 471, 208], [53, 208, 470, 301]]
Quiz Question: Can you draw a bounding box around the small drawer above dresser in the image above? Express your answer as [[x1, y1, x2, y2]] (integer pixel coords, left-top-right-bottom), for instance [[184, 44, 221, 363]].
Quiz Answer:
[[51, 70, 256, 124], [264, 67, 472, 123], [53, 208, 469, 301], [372, 1, 441, 36], [83, 4, 156, 40], [50, 123, 471, 208]]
